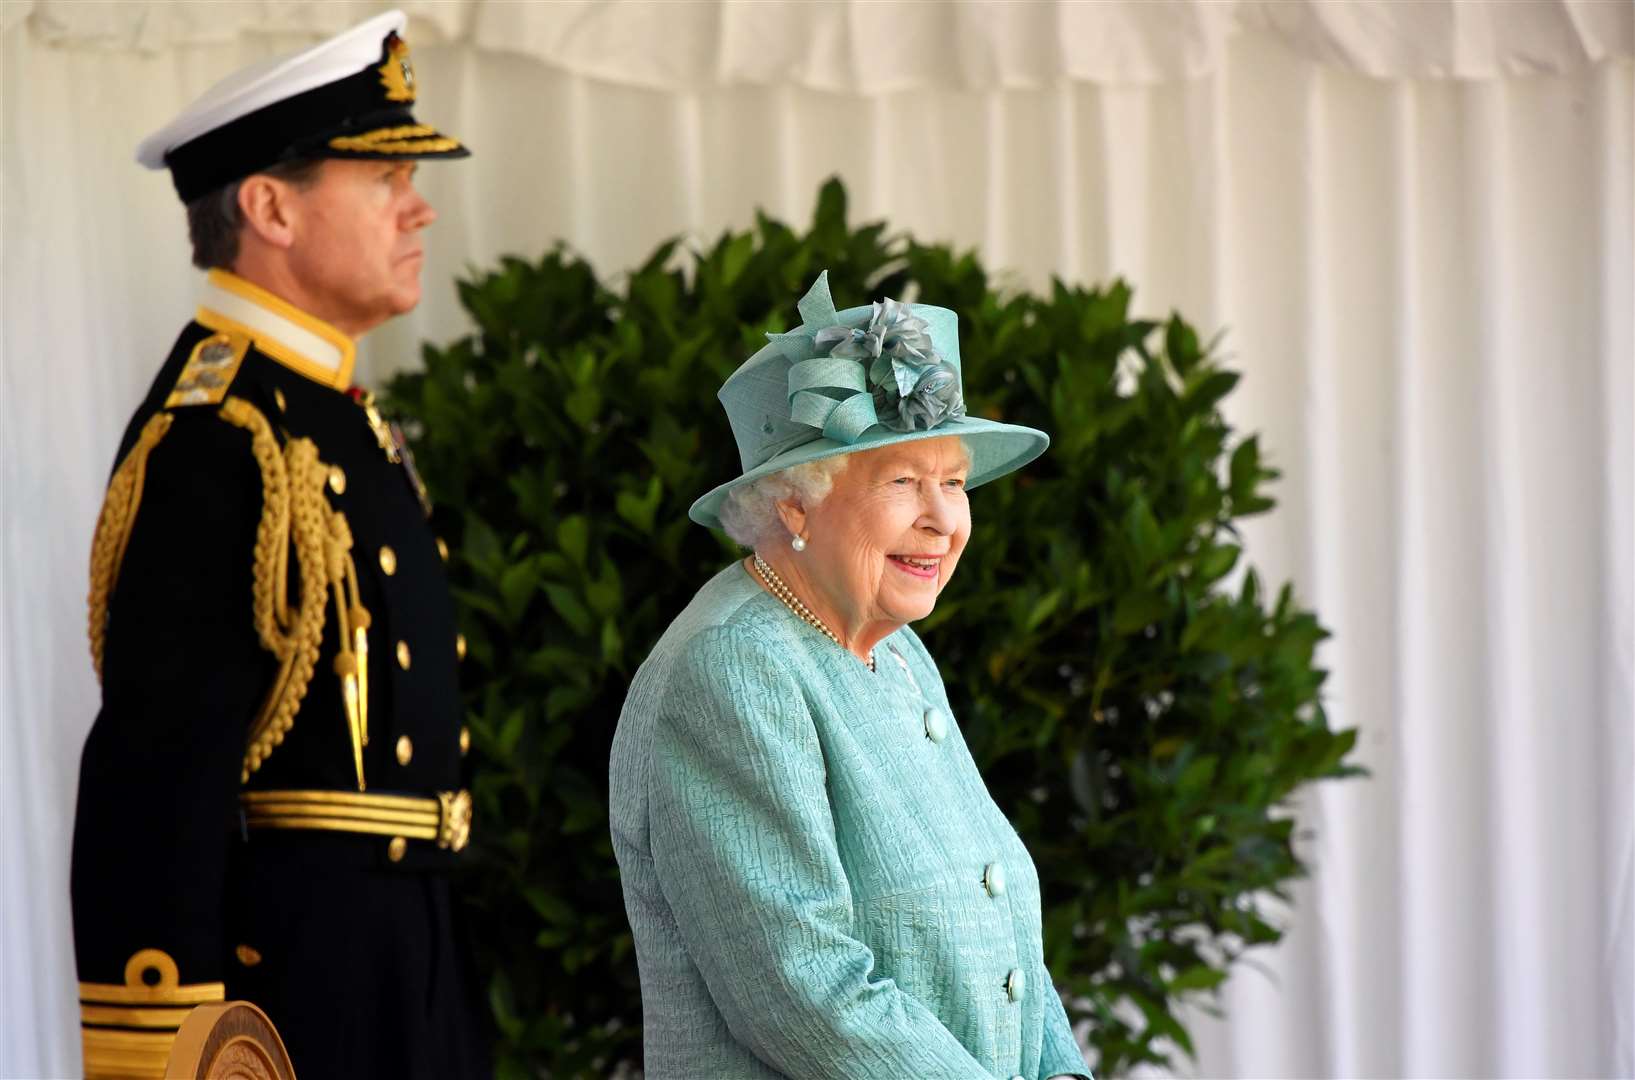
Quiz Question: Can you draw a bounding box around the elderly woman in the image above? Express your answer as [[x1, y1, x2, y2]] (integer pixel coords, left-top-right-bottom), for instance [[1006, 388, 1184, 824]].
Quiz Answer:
[[609, 273, 1092, 1080]]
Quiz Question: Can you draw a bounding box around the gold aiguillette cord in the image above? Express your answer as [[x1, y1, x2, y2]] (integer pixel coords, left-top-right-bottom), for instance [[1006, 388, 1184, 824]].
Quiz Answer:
[[325, 511, 372, 791]]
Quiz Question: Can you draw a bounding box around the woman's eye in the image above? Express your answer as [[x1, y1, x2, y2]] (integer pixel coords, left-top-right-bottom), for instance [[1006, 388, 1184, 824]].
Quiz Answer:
[[892, 477, 913, 486], [946, 478, 966, 488]]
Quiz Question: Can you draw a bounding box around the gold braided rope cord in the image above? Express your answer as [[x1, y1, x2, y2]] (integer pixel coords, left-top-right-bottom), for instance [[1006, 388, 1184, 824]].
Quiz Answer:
[[87, 412, 174, 681], [220, 397, 339, 781], [84, 396, 373, 785], [232, 399, 293, 652], [322, 500, 371, 787]]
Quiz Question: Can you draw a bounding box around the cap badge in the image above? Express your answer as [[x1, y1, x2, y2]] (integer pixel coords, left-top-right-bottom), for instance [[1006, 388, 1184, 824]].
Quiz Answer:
[[379, 32, 416, 103]]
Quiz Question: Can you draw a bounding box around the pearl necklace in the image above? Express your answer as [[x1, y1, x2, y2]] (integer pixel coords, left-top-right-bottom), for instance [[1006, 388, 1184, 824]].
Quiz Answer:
[[751, 554, 875, 672]]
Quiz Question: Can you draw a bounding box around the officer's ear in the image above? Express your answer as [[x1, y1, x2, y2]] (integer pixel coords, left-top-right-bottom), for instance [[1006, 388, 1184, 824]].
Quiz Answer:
[[237, 173, 301, 252]]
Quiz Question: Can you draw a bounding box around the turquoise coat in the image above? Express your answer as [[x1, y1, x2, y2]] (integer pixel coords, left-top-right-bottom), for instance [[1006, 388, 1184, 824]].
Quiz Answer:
[[610, 564, 1092, 1079]]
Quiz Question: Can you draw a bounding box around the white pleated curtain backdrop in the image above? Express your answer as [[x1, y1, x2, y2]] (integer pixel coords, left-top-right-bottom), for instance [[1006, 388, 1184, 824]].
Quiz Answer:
[[1, 3, 1630, 1078]]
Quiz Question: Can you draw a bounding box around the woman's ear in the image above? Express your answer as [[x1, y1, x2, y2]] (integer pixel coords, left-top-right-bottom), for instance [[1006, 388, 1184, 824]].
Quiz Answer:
[[773, 497, 808, 543]]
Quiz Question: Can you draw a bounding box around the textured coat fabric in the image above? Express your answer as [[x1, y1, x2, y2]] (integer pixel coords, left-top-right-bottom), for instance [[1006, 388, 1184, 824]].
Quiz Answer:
[[610, 563, 1092, 1079]]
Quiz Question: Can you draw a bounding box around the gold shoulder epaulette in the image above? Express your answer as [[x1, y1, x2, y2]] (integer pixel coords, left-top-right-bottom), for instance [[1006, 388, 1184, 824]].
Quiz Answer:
[[165, 330, 251, 408], [79, 949, 224, 1080]]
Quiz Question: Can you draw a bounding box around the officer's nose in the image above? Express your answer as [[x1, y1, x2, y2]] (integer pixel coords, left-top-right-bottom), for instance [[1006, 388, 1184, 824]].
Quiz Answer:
[[404, 189, 436, 232]]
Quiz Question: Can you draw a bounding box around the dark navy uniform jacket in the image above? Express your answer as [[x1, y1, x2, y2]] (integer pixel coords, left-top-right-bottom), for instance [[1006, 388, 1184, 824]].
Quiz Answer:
[[72, 269, 489, 1078]]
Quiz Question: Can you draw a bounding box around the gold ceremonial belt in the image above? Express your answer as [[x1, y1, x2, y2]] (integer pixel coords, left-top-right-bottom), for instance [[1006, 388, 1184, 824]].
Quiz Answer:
[[241, 788, 472, 852]]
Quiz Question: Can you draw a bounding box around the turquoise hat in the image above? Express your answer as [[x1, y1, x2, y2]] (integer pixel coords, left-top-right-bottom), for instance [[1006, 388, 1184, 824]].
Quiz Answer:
[[689, 271, 1050, 529]]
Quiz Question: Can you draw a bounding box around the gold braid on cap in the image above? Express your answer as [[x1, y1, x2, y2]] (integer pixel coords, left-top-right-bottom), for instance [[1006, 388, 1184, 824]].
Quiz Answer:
[[220, 397, 371, 788], [87, 413, 174, 680], [327, 124, 460, 155]]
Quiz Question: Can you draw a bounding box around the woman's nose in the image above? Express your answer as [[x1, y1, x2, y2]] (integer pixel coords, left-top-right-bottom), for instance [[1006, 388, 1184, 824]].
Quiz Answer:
[[918, 486, 958, 534]]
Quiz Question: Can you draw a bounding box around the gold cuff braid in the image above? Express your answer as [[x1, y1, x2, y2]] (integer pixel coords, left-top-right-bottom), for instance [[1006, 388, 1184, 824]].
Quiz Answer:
[[80, 949, 224, 1080], [87, 413, 174, 681]]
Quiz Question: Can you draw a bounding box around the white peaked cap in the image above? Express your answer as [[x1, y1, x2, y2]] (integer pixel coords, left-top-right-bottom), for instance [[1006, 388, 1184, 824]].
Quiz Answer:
[[132, 9, 466, 203], [136, 11, 407, 169]]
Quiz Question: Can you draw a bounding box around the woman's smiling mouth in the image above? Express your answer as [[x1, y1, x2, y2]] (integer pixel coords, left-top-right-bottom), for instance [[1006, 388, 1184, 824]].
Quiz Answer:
[[887, 554, 942, 579]]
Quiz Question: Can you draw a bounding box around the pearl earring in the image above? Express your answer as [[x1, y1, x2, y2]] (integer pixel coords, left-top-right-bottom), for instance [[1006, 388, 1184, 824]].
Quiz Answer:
[[791, 535, 807, 552]]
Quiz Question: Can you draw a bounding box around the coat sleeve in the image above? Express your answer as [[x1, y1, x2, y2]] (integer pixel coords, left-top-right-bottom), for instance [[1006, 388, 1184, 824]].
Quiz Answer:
[[647, 624, 994, 1079], [1037, 966, 1093, 1080], [71, 410, 276, 1067]]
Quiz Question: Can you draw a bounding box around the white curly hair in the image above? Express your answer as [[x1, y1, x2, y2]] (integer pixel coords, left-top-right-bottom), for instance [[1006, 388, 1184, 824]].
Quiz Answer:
[[717, 437, 974, 549], [717, 456, 851, 548]]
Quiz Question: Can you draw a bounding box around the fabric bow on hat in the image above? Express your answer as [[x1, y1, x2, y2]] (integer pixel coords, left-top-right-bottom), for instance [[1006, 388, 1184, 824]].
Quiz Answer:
[[772, 272, 966, 445]]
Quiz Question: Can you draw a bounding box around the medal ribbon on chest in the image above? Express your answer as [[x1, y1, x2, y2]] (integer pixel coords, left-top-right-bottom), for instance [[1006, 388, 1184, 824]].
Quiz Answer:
[[347, 387, 433, 517]]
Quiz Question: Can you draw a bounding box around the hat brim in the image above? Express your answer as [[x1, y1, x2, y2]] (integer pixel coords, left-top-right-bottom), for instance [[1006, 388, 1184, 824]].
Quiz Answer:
[[688, 416, 1049, 530]]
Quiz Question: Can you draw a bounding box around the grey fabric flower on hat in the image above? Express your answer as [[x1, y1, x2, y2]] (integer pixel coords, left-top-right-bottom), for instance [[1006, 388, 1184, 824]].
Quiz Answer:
[[814, 297, 933, 363], [813, 298, 965, 434], [889, 360, 967, 431]]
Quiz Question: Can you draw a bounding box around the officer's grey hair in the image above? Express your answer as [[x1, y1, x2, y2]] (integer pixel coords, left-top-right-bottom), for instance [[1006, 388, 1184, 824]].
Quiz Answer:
[[719, 457, 850, 548], [185, 158, 325, 271]]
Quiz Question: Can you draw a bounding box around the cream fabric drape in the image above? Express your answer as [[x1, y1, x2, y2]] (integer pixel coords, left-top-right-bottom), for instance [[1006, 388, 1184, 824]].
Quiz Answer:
[[11, 0, 1632, 84], [2, 3, 1630, 1077]]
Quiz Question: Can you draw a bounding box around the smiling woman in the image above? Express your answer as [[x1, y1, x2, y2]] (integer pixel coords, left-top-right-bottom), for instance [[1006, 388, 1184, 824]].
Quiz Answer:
[[608, 273, 1090, 1079], [748, 437, 973, 667], [720, 436, 976, 663]]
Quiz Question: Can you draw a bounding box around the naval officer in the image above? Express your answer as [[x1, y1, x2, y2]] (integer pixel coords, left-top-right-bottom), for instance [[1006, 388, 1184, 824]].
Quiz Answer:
[[72, 10, 489, 1077]]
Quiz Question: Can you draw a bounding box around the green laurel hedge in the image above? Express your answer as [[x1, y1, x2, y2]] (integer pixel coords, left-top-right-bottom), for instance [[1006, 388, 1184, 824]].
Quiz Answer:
[[386, 179, 1361, 1078]]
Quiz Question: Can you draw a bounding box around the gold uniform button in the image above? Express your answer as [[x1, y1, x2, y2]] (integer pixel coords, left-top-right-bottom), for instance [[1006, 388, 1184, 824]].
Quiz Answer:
[[456, 633, 467, 661], [396, 640, 411, 670], [436, 537, 450, 562], [387, 836, 407, 862], [379, 545, 397, 576], [395, 735, 414, 766], [273, 388, 287, 413], [328, 465, 346, 495], [235, 944, 262, 968], [459, 725, 471, 756]]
